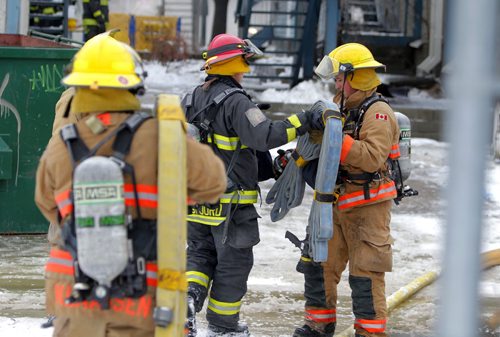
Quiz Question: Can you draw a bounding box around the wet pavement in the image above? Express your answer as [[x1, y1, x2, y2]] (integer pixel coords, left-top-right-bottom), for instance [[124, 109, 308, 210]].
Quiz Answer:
[[0, 136, 499, 336]]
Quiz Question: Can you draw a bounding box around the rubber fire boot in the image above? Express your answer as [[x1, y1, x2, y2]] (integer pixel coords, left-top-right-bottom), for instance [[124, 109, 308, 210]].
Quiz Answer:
[[207, 322, 250, 337], [293, 324, 334, 337], [185, 295, 197, 337]]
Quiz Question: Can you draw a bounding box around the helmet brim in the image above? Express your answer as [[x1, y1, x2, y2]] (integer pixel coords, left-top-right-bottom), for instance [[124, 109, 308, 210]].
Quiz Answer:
[[62, 72, 143, 89], [314, 55, 385, 79]]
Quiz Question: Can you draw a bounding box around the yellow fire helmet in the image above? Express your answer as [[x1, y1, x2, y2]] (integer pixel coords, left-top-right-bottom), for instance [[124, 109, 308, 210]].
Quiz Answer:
[[314, 43, 385, 80], [62, 33, 147, 91]]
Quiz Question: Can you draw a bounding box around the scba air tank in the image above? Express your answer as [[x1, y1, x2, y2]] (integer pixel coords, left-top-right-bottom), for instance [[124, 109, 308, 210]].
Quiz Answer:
[[73, 156, 130, 289], [395, 112, 412, 182]]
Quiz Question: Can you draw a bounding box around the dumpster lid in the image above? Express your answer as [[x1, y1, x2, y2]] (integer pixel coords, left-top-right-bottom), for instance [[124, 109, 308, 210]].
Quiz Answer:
[[0, 34, 76, 49]]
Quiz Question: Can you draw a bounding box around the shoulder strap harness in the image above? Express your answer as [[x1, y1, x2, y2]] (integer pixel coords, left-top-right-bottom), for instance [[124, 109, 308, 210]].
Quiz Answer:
[[340, 94, 391, 200], [59, 112, 153, 308]]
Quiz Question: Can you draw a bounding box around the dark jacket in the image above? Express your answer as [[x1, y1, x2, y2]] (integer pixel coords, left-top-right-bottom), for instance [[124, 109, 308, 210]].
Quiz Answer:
[[183, 75, 301, 191]]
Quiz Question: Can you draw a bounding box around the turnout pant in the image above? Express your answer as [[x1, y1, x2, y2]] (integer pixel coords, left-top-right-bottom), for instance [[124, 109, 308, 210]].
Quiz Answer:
[[301, 200, 393, 337], [186, 205, 259, 329]]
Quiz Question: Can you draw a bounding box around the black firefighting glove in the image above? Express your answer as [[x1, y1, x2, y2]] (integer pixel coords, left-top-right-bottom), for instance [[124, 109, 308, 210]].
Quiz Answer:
[[257, 103, 271, 111], [272, 149, 293, 179], [310, 107, 344, 130]]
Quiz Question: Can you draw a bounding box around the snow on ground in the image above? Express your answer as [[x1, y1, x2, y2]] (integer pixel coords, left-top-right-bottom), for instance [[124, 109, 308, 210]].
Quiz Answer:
[[0, 60, 498, 336]]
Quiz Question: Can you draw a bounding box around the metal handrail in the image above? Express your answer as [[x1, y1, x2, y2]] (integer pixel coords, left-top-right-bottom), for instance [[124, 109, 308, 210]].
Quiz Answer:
[[27, 29, 84, 47]]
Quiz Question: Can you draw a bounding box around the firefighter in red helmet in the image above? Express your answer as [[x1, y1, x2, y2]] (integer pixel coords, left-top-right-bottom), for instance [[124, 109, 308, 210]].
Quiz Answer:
[[182, 33, 323, 337]]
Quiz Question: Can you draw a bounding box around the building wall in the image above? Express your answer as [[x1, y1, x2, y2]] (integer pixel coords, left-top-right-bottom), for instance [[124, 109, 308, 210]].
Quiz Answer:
[[108, 0, 239, 54], [0, 0, 6, 33]]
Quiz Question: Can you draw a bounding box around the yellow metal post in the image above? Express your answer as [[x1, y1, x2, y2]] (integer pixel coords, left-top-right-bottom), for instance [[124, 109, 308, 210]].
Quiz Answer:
[[155, 94, 187, 337]]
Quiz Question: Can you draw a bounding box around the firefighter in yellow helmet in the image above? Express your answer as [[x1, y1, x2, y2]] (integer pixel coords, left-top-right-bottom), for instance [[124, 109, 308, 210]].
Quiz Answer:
[[35, 32, 227, 337], [181, 33, 324, 337], [292, 43, 400, 337]]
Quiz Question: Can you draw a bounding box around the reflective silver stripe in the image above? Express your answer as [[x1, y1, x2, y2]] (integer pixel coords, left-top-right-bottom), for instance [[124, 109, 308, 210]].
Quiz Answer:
[[186, 271, 210, 288], [355, 320, 386, 330], [337, 184, 396, 208], [146, 270, 157, 280], [56, 198, 72, 210], [219, 190, 258, 204], [186, 214, 225, 226], [48, 257, 73, 267], [307, 312, 336, 320], [124, 192, 158, 202], [207, 297, 241, 315]]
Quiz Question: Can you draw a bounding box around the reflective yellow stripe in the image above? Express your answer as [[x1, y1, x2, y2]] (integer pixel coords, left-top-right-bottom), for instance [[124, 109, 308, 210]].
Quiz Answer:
[[286, 127, 297, 142], [208, 134, 248, 151], [219, 190, 258, 204], [287, 115, 302, 128], [101, 0, 109, 5], [93, 10, 103, 18], [300, 256, 312, 262], [42, 7, 55, 14], [208, 297, 241, 315], [83, 18, 98, 25], [187, 214, 225, 226], [186, 271, 209, 288]]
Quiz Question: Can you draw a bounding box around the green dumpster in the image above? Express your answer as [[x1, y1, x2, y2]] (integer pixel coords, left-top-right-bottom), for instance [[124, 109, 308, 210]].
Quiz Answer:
[[0, 34, 78, 234]]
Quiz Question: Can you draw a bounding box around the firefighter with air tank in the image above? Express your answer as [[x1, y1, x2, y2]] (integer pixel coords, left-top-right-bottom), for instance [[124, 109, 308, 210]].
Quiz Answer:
[[35, 32, 227, 337], [291, 43, 416, 337]]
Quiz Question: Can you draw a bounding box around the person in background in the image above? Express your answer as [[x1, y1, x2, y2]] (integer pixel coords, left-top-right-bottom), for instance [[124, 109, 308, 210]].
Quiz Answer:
[[181, 33, 324, 337], [82, 0, 109, 41], [292, 43, 400, 337], [35, 32, 226, 337]]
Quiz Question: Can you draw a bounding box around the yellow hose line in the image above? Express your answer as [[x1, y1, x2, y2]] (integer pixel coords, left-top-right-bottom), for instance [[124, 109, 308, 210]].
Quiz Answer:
[[386, 271, 439, 314], [486, 310, 500, 332], [482, 249, 500, 331], [333, 248, 500, 337], [482, 248, 500, 270]]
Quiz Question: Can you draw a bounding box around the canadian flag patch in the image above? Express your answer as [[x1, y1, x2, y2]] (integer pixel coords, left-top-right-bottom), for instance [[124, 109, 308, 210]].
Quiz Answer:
[[375, 113, 388, 121]]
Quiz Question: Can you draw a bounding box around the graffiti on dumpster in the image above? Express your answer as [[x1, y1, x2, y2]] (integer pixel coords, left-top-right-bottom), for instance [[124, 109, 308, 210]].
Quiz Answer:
[[0, 73, 21, 186], [29, 64, 65, 93]]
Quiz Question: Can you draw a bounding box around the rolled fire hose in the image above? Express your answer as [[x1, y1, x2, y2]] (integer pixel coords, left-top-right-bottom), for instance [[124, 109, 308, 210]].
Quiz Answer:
[[308, 101, 342, 262], [334, 248, 500, 337], [265, 111, 322, 222]]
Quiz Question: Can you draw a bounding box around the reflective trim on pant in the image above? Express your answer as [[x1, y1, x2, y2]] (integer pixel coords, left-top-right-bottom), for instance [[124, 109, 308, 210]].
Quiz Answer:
[[186, 270, 210, 288], [354, 318, 387, 333], [208, 297, 241, 315], [323, 202, 391, 335], [187, 211, 255, 328], [305, 308, 336, 323]]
